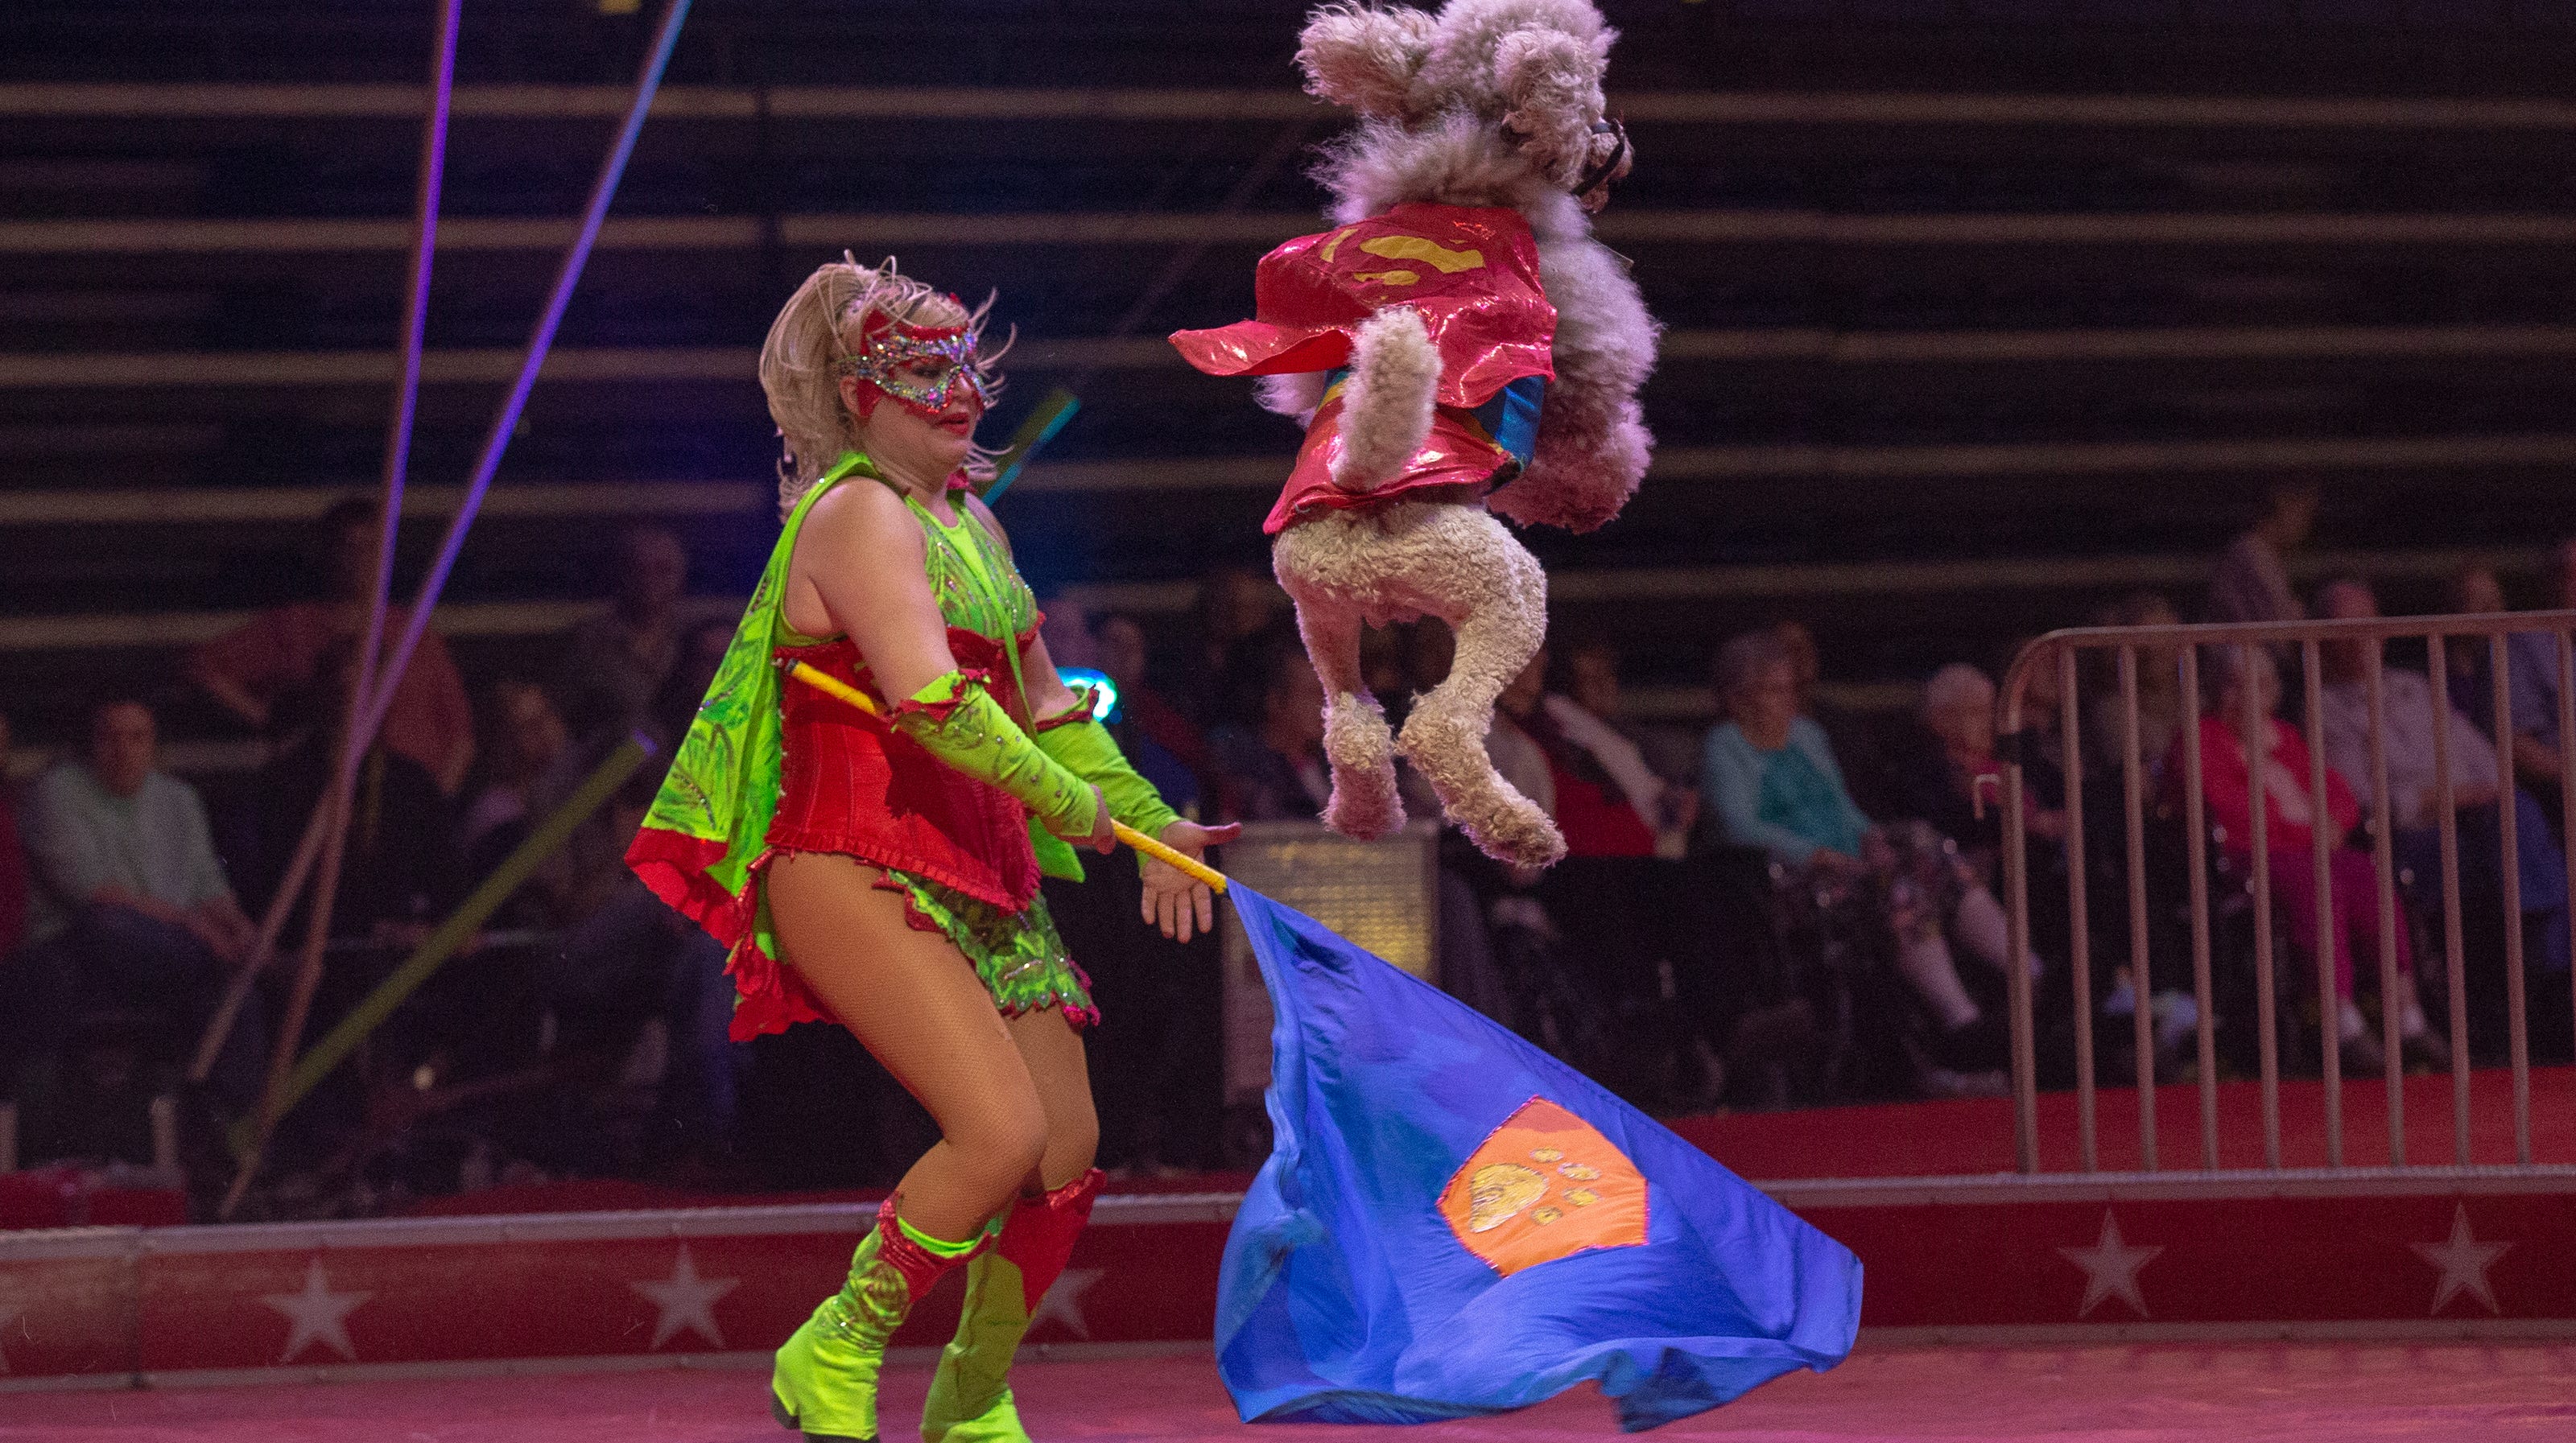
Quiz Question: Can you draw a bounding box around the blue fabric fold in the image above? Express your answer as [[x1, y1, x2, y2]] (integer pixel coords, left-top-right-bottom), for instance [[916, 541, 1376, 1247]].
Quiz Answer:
[[1216, 887, 1862, 1432]]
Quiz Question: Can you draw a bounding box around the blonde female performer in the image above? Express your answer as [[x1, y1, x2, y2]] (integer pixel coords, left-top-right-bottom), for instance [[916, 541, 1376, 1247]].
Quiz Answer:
[[629, 257, 1232, 1442]]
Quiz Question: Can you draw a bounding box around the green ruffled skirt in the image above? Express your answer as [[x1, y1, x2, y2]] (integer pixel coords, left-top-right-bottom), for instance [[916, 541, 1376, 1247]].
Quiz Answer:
[[879, 869, 1098, 1027]]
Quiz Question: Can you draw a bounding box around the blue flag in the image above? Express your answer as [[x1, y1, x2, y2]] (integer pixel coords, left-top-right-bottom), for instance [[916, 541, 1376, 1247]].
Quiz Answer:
[[1216, 887, 1862, 1432]]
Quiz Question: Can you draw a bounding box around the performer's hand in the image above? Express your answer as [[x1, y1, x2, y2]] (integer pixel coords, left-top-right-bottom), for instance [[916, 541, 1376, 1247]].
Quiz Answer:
[[1141, 818, 1241, 943]]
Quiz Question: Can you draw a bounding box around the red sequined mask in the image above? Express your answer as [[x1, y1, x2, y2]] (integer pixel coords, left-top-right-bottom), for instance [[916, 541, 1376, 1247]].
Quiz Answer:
[[839, 306, 994, 421]]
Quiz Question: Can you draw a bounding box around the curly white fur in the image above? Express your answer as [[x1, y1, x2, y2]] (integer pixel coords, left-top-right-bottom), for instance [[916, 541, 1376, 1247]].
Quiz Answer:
[[1331, 307, 1441, 491], [1277, 502, 1562, 864], [1296, 2, 1439, 118], [1261, 0, 1655, 870]]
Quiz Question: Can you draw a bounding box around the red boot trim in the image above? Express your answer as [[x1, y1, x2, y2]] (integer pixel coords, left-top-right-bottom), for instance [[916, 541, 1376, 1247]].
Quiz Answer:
[[995, 1168, 1104, 1313], [876, 1194, 991, 1304]]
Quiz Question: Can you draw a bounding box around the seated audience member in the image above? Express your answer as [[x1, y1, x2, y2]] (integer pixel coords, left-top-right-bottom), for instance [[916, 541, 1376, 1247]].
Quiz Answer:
[[513, 621, 746, 1177], [1458, 651, 1608, 1066], [555, 524, 691, 740], [16, 693, 267, 1113], [1037, 592, 1099, 672], [1529, 639, 1695, 860], [1208, 645, 1331, 822], [523, 620, 726, 930], [1770, 620, 1898, 818], [189, 497, 475, 794], [1530, 642, 1727, 1105], [1404, 617, 1459, 706], [461, 680, 572, 876], [541, 761, 741, 1176], [2005, 644, 2194, 1069], [2206, 477, 2320, 626], [1899, 663, 2069, 859], [2004, 639, 2073, 805], [2315, 579, 2569, 979], [2498, 538, 2576, 802], [1038, 612, 1219, 1173], [1703, 630, 2021, 1080], [2079, 592, 2188, 785], [2179, 644, 2449, 1074], [1360, 624, 1412, 726], [2443, 564, 2511, 724], [1093, 612, 1217, 812], [1191, 566, 1293, 732], [2451, 564, 2509, 618], [244, 643, 463, 948]]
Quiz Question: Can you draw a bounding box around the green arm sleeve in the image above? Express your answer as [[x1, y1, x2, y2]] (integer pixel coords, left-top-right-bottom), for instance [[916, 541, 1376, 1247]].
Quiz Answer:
[[892, 672, 1099, 839], [1031, 699, 1183, 840]]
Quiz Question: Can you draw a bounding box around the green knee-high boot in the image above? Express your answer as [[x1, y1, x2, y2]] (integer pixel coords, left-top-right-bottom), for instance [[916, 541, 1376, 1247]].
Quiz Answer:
[[921, 1169, 1103, 1443], [774, 1198, 989, 1442]]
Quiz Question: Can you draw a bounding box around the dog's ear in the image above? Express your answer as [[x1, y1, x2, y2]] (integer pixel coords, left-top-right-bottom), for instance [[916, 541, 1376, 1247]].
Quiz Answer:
[[1494, 26, 1607, 187], [1297, 3, 1438, 118]]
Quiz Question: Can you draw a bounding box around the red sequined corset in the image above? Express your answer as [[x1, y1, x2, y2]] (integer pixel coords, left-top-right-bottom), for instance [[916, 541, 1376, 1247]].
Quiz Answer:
[[766, 630, 1041, 912]]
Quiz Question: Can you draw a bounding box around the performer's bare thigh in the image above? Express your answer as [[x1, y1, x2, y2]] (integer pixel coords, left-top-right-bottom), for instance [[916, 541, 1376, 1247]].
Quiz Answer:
[[1005, 1006, 1099, 1190], [765, 850, 1045, 1239]]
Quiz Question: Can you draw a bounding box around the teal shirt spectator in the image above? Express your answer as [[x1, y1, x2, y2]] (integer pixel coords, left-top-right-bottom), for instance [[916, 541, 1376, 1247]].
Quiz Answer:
[[19, 761, 235, 945], [1702, 716, 1872, 866]]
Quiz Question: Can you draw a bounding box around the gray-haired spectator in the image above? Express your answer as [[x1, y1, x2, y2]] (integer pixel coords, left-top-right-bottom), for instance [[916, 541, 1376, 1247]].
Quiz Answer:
[[1703, 630, 2026, 1088], [1901, 663, 2066, 856]]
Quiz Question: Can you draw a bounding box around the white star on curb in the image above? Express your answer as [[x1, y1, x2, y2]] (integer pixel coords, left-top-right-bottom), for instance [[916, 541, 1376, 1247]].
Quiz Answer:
[[2411, 1204, 2512, 1317], [1029, 1268, 1103, 1340], [2057, 1210, 2162, 1319], [262, 1257, 370, 1363], [631, 1244, 740, 1350]]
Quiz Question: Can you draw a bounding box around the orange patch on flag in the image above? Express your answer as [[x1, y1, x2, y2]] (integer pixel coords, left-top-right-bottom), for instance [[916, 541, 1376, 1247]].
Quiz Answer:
[[1438, 1098, 1648, 1277]]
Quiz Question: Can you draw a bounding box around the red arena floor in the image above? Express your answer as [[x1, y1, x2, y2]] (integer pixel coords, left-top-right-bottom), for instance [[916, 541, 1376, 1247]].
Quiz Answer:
[[10, 1344, 2576, 1442]]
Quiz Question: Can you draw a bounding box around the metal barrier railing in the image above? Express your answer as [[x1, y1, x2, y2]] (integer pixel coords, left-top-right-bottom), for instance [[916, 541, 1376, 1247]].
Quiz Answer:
[[1994, 609, 2576, 1175]]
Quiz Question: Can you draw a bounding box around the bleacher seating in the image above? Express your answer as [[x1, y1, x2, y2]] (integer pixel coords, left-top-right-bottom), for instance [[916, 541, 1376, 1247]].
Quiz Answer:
[[6, 1, 2576, 761]]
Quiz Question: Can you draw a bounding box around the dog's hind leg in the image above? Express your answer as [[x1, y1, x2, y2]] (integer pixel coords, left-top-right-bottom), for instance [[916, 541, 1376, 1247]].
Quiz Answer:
[[1395, 512, 1565, 869], [1286, 583, 1404, 840]]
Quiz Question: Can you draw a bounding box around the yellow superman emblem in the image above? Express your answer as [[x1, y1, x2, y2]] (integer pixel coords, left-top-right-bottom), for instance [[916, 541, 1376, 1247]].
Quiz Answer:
[[1357, 234, 1486, 273]]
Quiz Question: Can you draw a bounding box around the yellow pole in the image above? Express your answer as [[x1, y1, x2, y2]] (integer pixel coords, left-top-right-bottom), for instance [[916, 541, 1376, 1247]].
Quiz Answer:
[[784, 660, 1228, 894]]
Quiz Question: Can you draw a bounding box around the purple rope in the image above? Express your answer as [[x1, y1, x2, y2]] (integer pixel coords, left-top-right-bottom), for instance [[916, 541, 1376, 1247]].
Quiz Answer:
[[192, 0, 468, 1094], [357, 0, 694, 750], [215, 0, 467, 1178], [341, 0, 461, 809]]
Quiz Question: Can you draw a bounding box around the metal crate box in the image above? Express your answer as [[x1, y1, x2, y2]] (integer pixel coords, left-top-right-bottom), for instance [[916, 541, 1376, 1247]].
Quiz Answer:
[[1217, 820, 1441, 1158]]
